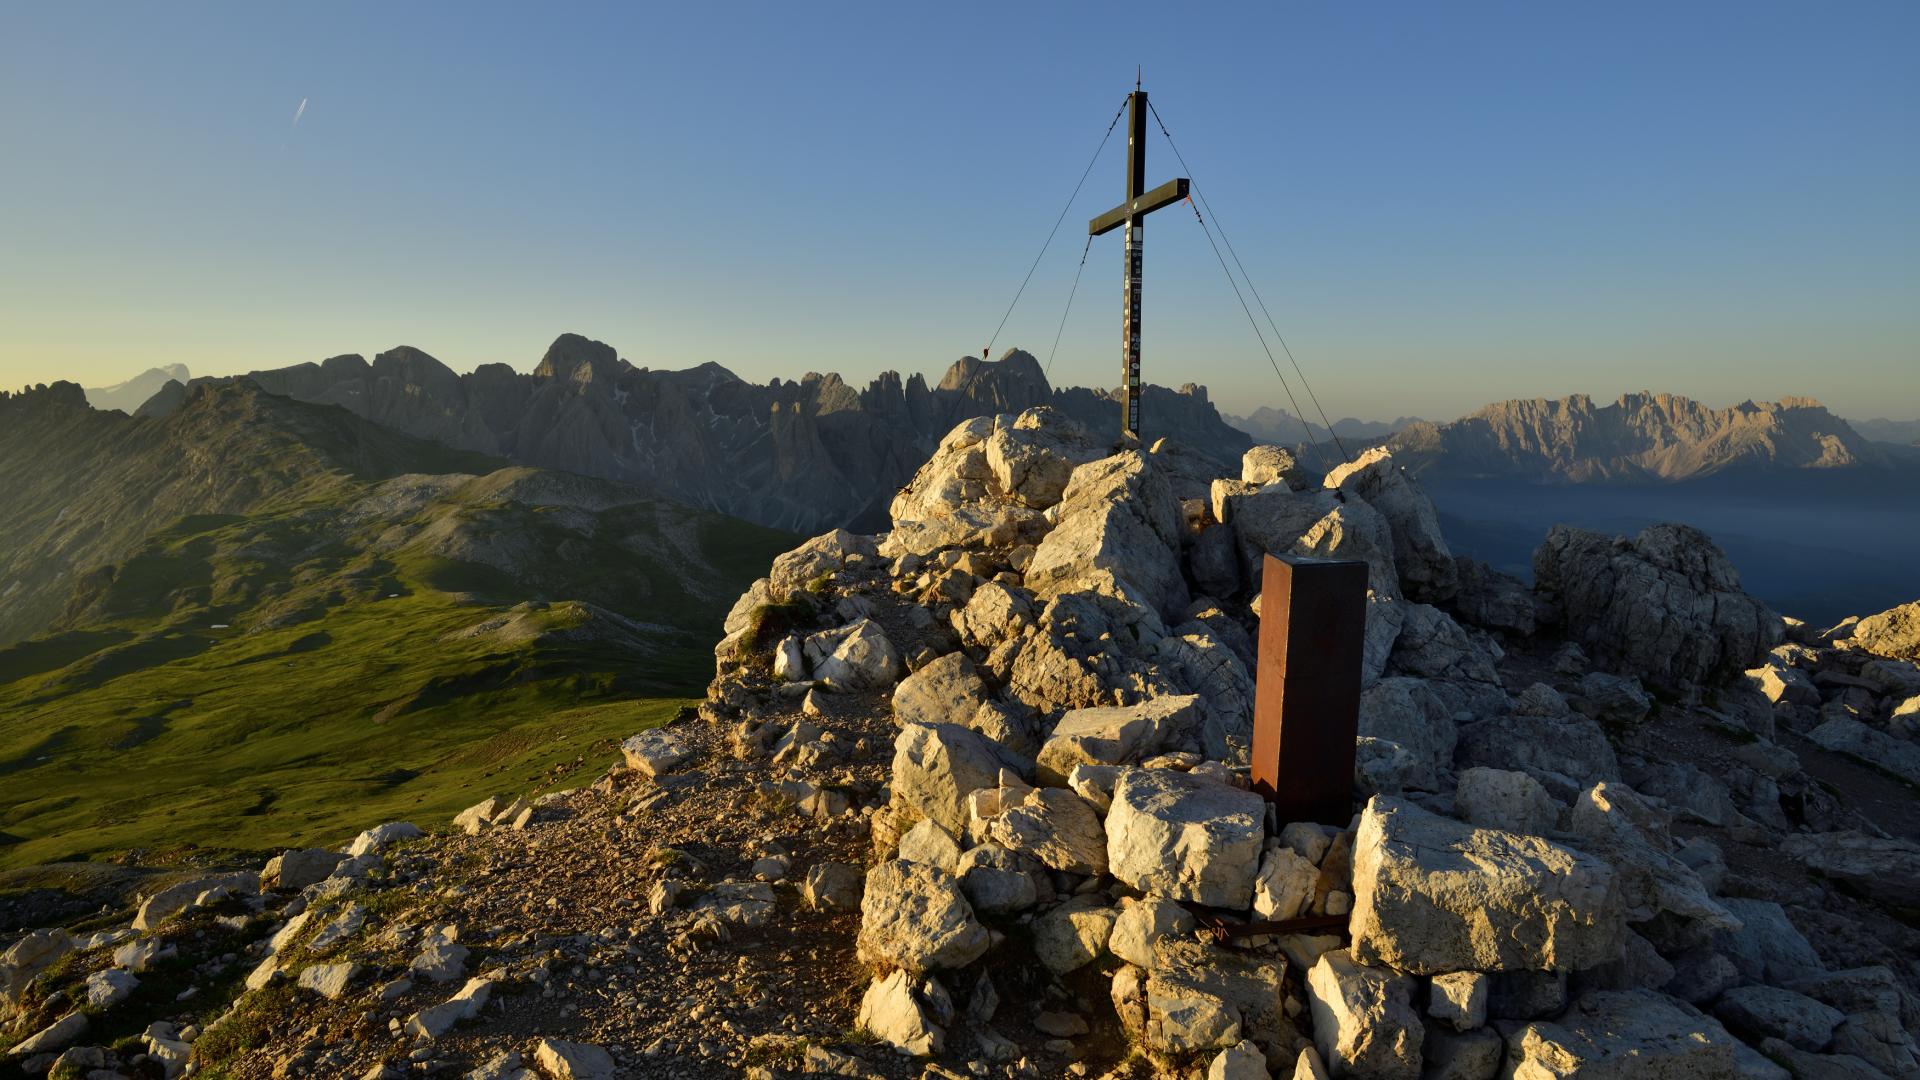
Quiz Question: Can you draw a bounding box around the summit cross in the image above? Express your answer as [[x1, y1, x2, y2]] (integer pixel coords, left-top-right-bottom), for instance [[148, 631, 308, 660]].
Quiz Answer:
[[1089, 84, 1188, 443]]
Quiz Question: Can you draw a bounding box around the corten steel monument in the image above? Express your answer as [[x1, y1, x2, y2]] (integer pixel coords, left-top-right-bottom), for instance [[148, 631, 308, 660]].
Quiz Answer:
[[1088, 83, 1188, 443], [1250, 553, 1369, 827]]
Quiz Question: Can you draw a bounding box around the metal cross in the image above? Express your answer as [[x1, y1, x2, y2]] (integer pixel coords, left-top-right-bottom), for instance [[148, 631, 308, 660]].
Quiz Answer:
[[1089, 84, 1188, 443]]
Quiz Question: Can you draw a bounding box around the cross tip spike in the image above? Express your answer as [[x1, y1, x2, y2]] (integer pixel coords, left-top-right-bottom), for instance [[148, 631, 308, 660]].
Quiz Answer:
[[1136, 65, 1142, 91]]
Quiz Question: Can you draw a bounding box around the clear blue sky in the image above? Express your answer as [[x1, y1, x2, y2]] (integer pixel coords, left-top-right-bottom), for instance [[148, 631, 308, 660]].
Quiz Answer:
[[1, 1, 1915, 421]]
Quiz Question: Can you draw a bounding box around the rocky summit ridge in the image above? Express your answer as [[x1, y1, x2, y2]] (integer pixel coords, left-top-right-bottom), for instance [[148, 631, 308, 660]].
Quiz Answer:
[[4, 407, 1920, 1080]]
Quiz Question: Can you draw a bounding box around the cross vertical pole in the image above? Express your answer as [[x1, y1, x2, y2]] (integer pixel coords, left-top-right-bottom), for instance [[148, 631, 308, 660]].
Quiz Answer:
[[1089, 85, 1186, 447], [1122, 91, 1146, 442]]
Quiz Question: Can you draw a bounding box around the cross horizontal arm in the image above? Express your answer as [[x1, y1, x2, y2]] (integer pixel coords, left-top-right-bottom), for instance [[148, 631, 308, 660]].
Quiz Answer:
[[1088, 177, 1190, 236]]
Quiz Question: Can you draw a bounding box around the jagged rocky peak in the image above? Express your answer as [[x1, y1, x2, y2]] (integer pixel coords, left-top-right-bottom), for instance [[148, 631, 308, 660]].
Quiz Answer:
[[935, 348, 1052, 412], [0, 380, 90, 412], [1390, 389, 1891, 481], [532, 332, 623, 384]]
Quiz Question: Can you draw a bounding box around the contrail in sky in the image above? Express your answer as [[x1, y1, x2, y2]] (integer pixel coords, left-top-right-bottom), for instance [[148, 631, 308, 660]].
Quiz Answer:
[[292, 97, 308, 126]]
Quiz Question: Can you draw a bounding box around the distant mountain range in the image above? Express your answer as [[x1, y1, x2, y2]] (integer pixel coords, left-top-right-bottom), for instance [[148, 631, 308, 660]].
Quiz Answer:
[[1224, 406, 1427, 446], [1852, 416, 1920, 447], [1385, 392, 1913, 483], [132, 336, 1252, 534], [82, 364, 190, 414]]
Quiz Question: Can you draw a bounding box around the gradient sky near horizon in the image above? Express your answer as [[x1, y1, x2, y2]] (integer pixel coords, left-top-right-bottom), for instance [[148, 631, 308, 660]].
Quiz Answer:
[[2, 2, 1915, 422]]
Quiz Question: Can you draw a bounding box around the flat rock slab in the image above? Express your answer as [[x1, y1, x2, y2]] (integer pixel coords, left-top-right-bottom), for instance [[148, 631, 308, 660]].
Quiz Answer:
[[1503, 989, 1738, 1079], [621, 728, 696, 777], [1350, 796, 1622, 974]]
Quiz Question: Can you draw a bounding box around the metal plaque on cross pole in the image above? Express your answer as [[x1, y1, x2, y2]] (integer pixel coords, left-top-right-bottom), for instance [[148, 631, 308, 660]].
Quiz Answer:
[[1089, 83, 1188, 444], [1250, 553, 1369, 828]]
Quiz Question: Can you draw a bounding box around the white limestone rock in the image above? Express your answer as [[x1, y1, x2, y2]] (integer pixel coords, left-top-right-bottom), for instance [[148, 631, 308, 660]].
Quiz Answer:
[[1349, 796, 1623, 974], [1533, 523, 1781, 693], [1252, 846, 1318, 921], [1713, 985, 1844, 1052], [296, 961, 360, 1001], [1106, 767, 1266, 909], [1305, 949, 1424, 1080], [1109, 897, 1197, 970], [897, 818, 963, 873], [1808, 717, 1920, 786], [1428, 971, 1489, 1032], [1567, 781, 1738, 940], [620, 728, 695, 777], [892, 651, 989, 730], [987, 786, 1108, 875], [1134, 938, 1293, 1061], [856, 859, 990, 973], [1356, 677, 1457, 792], [1502, 989, 1739, 1078], [1455, 767, 1558, 836], [804, 617, 903, 691], [954, 844, 1040, 915], [1026, 451, 1190, 617], [891, 721, 1032, 837], [1035, 696, 1197, 784], [1033, 896, 1118, 975], [857, 969, 949, 1056], [1207, 1040, 1270, 1080], [1323, 447, 1457, 602], [532, 1038, 617, 1080]]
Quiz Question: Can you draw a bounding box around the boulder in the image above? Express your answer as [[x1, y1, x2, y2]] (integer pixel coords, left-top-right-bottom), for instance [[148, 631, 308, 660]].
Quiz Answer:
[[1035, 696, 1198, 784], [296, 962, 361, 1000], [897, 818, 964, 872], [886, 416, 1049, 555], [1208, 1040, 1271, 1080], [1451, 557, 1536, 635], [856, 860, 990, 973], [1573, 672, 1653, 727], [1252, 846, 1319, 921], [1713, 985, 1844, 1052], [1356, 677, 1457, 792], [1780, 831, 1920, 917], [892, 651, 989, 730], [1243, 445, 1305, 489], [83, 968, 138, 1009], [1106, 768, 1267, 908], [1846, 599, 1920, 660], [1533, 524, 1781, 693], [263, 848, 346, 890], [1033, 896, 1118, 974], [1454, 767, 1558, 836], [856, 969, 948, 1056], [1808, 717, 1920, 786], [404, 973, 496, 1039], [1305, 949, 1424, 1079], [132, 870, 259, 930], [1714, 899, 1826, 985], [1502, 989, 1738, 1079], [531, 1038, 617, 1080], [769, 528, 877, 589], [1323, 447, 1457, 602], [1349, 796, 1623, 974], [804, 618, 902, 691], [985, 407, 1106, 509], [1743, 663, 1820, 708], [1026, 451, 1189, 616], [1155, 629, 1257, 763], [1427, 971, 1489, 1032], [951, 580, 1037, 649], [1457, 684, 1619, 786], [1567, 782, 1738, 938], [621, 729, 695, 777], [802, 862, 865, 913], [954, 844, 1040, 915], [987, 786, 1108, 875], [891, 722, 1032, 837], [1135, 938, 1293, 1062], [1109, 897, 1197, 970]]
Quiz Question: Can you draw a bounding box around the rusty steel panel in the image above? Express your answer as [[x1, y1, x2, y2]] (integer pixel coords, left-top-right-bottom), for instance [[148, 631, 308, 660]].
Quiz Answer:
[[1250, 553, 1369, 828]]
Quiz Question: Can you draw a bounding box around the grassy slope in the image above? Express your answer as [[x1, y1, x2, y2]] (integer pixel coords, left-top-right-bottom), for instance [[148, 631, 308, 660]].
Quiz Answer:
[[0, 472, 795, 873]]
